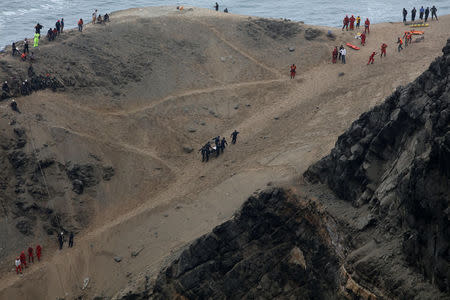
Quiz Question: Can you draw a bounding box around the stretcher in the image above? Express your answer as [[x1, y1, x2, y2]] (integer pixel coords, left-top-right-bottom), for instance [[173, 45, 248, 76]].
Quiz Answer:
[[410, 30, 425, 35], [410, 23, 429, 27], [346, 43, 360, 50]]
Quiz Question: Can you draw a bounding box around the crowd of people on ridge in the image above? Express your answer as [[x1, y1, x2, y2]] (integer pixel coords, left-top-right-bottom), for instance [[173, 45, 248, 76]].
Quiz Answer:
[[402, 5, 438, 23], [327, 5, 439, 67]]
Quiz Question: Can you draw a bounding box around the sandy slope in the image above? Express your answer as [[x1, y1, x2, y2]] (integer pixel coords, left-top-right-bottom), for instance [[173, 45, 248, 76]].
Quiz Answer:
[[0, 6, 449, 299]]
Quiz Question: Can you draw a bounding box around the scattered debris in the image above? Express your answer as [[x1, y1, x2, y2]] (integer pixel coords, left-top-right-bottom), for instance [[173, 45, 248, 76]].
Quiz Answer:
[[82, 277, 90, 290], [114, 256, 122, 263]]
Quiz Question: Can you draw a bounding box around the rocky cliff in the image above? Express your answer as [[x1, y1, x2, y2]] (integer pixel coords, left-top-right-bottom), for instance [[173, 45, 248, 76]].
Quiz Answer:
[[305, 38, 450, 293]]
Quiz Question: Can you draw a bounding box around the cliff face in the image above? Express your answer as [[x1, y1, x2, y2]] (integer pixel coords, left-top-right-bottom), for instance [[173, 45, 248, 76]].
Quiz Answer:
[[121, 189, 380, 300], [150, 189, 341, 300], [305, 39, 450, 292]]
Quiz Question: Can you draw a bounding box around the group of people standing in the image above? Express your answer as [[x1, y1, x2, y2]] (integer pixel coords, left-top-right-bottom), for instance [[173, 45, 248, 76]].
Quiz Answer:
[[198, 130, 239, 162], [14, 245, 42, 274], [342, 15, 370, 34], [332, 46, 347, 64], [57, 231, 75, 250], [403, 6, 438, 23], [46, 19, 64, 42]]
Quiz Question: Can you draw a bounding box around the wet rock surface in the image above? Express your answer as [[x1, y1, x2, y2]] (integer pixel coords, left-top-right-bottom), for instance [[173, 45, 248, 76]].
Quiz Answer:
[[305, 39, 450, 294]]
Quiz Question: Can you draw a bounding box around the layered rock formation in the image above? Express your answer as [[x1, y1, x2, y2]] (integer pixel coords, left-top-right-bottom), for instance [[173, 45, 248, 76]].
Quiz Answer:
[[305, 39, 450, 293]]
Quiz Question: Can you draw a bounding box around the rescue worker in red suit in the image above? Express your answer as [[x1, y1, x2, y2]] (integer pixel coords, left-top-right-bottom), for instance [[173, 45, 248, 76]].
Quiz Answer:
[[20, 251, 27, 268], [36, 244, 42, 261], [342, 15, 349, 30], [361, 32, 366, 46], [15, 257, 22, 274], [332, 47, 338, 63], [290, 64, 296, 79], [364, 18, 370, 34], [367, 51, 376, 64], [380, 43, 387, 57], [349, 15, 356, 30], [28, 247, 34, 263]]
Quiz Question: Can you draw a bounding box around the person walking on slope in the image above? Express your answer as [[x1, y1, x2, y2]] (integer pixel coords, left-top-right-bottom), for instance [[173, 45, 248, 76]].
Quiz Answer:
[[78, 18, 84, 32], [20, 251, 27, 269], [61, 18, 64, 32], [28, 247, 34, 263], [360, 32, 366, 46], [214, 136, 221, 157], [402, 8, 407, 23], [36, 244, 42, 261], [424, 7, 430, 22], [397, 37, 403, 52], [364, 18, 370, 34], [214, 2, 219, 11], [11, 42, 19, 56], [220, 137, 228, 153], [340, 47, 346, 64], [356, 16, 361, 29], [15, 257, 22, 274], [403, 31, 409, 47], [431, 6, 438, 21], [380, 43, 387, 58], [231, 130, 239, 144], [342, 15, 349, 31], [419, 6, 424, 20], [332, 46, 338, 63], [58, 232, 64, 250], [349, 15, 355, 30], [69, 232, 74, 248], [367, 51, 376, 64], [411, 7, 416, 22], [290, 64, 296, 79]]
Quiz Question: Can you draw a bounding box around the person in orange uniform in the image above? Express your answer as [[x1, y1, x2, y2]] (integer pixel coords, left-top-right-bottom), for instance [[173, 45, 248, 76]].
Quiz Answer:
[[19, 251, 27, 269], [397, 37, 403, 52], [332, 47, 338, 63], [367, 51, 376, 64], [380, 43, 387, 57], [342, 15, 349, 30], [28, 247, 34, 263], [36, 244, 42, 261], [349, 15, 356, 30], [364, 18, 370, 34], [290, 64, 297, 79], [361, 32, 366, 46]]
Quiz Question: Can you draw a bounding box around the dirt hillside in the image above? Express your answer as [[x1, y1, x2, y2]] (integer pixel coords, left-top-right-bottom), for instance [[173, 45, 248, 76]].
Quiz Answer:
[[0, 6, 449, 299]]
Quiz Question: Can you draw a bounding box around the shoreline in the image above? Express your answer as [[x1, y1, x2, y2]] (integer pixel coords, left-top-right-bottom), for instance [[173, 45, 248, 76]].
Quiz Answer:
[[1, 5, 448, 51]]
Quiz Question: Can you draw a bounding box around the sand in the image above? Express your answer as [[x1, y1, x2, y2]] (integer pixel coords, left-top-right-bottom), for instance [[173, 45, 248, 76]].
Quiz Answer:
[[0, 6, 449, 299]]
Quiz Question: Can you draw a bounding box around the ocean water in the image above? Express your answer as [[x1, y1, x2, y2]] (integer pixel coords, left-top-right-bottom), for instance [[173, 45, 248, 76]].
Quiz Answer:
[[1, 0, 449, 48]]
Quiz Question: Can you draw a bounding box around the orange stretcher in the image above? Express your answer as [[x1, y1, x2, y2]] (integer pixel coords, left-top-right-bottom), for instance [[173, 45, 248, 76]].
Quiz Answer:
[[346, 43, 360, 50]]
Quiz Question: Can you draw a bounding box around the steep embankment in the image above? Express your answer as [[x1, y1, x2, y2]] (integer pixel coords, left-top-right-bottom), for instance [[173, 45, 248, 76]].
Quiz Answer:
[[305, 39, 450, 296]]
